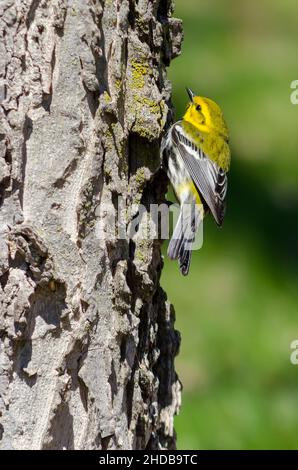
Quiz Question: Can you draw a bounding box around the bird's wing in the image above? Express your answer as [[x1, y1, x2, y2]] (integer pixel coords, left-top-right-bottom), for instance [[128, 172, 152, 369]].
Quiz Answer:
[[172, 123, 228, 226]]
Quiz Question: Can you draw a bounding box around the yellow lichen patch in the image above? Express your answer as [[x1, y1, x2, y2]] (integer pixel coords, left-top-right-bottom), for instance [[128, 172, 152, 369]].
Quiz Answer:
[[130, 98, 166, 140], [114, 78, 122, 91], [135, 167, 146, 186], [132, 118, 152, 140], [134, 239, 151, 264], [127, 55, 166, 140], [139, 97, 160, 115], [102, 91, 112, 104], [131, 60, 149, 89]]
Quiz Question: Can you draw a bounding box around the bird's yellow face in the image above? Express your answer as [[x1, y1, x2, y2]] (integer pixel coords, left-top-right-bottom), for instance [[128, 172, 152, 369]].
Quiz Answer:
[[183, 89, 229, 139]]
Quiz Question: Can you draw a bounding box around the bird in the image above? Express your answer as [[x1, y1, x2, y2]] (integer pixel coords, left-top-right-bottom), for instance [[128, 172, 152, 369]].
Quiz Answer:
[[161, 87, 231, 275]]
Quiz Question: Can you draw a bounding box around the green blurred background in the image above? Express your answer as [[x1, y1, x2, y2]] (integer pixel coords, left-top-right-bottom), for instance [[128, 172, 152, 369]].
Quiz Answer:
[[161, 0, 298, 449]]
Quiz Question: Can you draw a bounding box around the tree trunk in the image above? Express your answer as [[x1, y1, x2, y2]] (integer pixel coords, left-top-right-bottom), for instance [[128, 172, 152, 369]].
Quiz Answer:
[[0, 0, 182, 450]]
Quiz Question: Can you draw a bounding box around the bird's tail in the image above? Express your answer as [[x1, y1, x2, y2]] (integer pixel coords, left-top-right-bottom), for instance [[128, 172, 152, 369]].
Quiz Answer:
[[167, 202, 201, 276]]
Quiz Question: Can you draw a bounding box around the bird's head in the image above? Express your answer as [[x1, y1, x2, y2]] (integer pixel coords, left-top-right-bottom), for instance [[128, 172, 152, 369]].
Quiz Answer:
[[183, 88, 229, 139]]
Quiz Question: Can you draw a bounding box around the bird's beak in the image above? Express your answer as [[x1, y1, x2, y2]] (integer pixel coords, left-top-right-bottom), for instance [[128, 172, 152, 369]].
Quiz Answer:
[[186, 87, 195, 102]]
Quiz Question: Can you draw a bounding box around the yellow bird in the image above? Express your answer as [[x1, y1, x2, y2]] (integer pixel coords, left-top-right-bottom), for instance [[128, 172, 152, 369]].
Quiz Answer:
[[162, 88, 231, 275]]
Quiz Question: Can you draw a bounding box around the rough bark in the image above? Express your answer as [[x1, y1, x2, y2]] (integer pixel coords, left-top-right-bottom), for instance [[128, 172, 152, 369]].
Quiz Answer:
[[0, 0, 182, 450]]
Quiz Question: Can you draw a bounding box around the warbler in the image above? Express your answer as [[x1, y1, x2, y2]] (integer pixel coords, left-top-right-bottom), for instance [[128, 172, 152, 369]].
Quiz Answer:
[[162, 88, 231, 275]]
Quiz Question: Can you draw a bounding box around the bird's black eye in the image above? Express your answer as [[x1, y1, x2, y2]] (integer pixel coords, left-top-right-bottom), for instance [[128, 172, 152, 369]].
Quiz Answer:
[[196, 104, 202, 111]]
